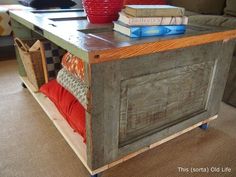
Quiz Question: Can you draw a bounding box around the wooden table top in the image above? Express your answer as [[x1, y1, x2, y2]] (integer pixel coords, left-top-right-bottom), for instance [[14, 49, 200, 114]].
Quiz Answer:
[[10, 9, 236, 64]]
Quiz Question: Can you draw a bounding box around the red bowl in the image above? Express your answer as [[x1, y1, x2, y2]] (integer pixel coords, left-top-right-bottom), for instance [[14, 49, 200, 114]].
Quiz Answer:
[[83, 0, 123, 7], [84, 4, 122, 9], [84, 0, 122, 2], [83, 3, 123, 10], [84, 0, 121, 2], [85, 8, 122, 13], [84, 5, 122, 10], [83, 0, 123, 23]]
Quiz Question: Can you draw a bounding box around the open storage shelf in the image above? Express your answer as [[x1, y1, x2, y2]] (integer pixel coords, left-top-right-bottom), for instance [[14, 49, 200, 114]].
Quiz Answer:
[[20, 76, 89, 171]]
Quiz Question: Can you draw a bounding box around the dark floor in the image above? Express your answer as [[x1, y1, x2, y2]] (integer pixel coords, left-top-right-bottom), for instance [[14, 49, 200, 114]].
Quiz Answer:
[[0, 46, 16, 60], [0, 59, 236, 177]]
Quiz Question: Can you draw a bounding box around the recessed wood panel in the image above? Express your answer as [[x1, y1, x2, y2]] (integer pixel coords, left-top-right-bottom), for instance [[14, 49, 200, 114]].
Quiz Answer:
[[119, 61, 214, 146]]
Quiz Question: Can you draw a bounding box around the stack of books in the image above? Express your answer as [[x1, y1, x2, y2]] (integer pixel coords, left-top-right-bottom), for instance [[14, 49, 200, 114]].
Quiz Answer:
[[113, 5, 188, 38]]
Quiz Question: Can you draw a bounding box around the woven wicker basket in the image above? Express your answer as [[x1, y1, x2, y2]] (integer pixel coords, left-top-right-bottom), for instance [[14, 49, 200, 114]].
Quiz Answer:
[[15, 38, 45, 91]]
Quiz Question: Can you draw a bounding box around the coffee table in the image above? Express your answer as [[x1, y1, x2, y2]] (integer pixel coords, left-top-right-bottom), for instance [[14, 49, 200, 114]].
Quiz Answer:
[[10, 9, 236, 177]]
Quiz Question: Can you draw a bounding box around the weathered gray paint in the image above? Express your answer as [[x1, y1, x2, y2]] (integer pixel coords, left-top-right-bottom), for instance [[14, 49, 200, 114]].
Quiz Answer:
[[207, 41, 235, 113], [223, 54, 236, 107], [119, 61, 214, 146], [89, 62, 121, 168], [89, 41, 235, 169]]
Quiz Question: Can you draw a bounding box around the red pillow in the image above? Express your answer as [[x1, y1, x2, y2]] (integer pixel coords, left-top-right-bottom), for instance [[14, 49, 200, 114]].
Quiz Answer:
[[40, 80, 86, 142], [124, 0, 167, 5]]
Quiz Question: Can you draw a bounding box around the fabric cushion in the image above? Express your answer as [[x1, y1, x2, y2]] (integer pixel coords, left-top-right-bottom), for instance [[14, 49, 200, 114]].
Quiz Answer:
[[40, 80, 86, 142], [184, 10, 200, 17], [189, 15, 236, 55], [57, 68, 88, 109], [124, 0, 167, 5], [61, 52, 85, 81], [189, 15, 236, 27], [19, 0, 76, 9], [170, 0, 226, 15], [224, 0, 236, 17]]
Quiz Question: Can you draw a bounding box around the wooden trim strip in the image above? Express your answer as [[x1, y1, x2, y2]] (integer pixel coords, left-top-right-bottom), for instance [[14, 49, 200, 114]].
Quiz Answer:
[[89, 29, 236, 64]]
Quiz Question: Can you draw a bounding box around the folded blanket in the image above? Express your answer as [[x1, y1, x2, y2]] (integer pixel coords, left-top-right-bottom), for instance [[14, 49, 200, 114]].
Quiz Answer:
[[57, 68, 88, 109]]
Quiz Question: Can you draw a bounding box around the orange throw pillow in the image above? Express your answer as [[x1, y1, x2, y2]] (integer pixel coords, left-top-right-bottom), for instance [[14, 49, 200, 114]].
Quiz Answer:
[[61, 52, 85, 81]]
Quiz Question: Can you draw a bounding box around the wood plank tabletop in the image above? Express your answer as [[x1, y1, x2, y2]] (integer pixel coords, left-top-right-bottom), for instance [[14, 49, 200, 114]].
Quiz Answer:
[[10, 9, 236, 63]]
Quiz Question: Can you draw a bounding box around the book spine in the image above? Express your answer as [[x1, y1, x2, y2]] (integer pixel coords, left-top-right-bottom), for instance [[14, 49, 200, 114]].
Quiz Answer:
[[130, 25, 186, 38], [125, 7, 185, 17], [123, 16, 188, 26]]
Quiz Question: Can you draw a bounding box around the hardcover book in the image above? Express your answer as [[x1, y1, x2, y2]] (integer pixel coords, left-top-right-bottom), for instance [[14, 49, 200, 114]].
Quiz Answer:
[[113, 21, 186, 38], [118, 12, 188, 26], [124, 5, 185, 17]]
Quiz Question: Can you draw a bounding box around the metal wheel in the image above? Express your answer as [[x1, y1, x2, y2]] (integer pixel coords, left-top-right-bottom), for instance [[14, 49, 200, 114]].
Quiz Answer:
[[21, 82, 27, 88], [199, 123, 209, 130]]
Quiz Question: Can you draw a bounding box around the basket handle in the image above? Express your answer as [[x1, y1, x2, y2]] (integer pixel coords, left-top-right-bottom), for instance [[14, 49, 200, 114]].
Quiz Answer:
[[14, 37, 28, 52]]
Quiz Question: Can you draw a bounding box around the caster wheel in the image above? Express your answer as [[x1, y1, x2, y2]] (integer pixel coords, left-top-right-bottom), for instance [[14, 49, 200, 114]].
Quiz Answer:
[[199, 123, 209, 130], [91, 173, 102, 177], [21, 82, 27, 88]]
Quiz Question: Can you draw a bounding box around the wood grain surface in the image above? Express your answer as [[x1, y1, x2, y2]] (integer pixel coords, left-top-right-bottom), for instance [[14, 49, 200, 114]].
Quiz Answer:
[[10, 10, 236, 64], [89, 29, 236, 63], [87, 41, 235, 170], [119, 61, 214, 146]]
